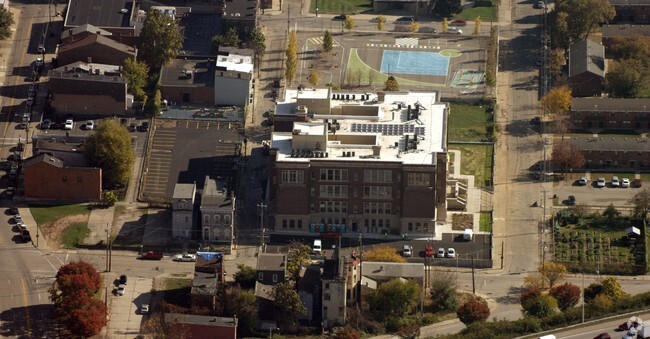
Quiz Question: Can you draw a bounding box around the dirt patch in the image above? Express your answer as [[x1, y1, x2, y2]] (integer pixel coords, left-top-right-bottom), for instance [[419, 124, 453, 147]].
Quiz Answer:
[[40, 214, 89, 249], [451, 213, 473, 231]]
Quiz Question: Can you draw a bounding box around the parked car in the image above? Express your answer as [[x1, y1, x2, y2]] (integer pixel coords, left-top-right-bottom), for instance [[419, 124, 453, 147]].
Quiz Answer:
[[567, 195, 576, 206], [35, 58, 44, 67], [418, 26, 438, 33], [634, 178, 643, 188], [621, 178, 630, 188], [447, 27, 463, 35], [120, 118, 128, 126], [21, 230, 31, 242], [402, 245, 413, 257], [173, 254, 197, 262], [51, 122, 63, 130], [596, 177, 606, 188], [14, 214, 22, 224], [16, 223, 26, 232], [450, 19, 467, 26], [26, 97, 34, 106], [116, 284, 126, 296], [64, 119, 74, 130], [425, 245, 434, 258], [119, 274, 127, 284], [85, 120, 94, 130], [446, 248, 456, 258], [128, 123, 137, 132], [437, 248, 445, 258], [535, 1, 545, 9], [577, 176, 588, 185], [41, 119, 52, 130], [139, 121, 150, 132], [611, 176, 620, 187], [8, 207, 19, 215], [333, 14, 348, 21], [395, 16, 415, 24], [593, 333, 611, 339], [140, 250, 163, 260]]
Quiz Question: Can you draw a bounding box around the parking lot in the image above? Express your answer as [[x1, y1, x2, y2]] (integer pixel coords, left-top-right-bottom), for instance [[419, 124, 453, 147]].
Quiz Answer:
[[107, 275, 153, 338], [140, 120, 241, 201], [553, 176, 642, 208]]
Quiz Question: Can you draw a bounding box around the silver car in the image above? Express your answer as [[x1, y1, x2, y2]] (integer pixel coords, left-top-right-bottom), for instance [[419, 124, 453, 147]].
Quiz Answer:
[[117, 284, 126, 296]]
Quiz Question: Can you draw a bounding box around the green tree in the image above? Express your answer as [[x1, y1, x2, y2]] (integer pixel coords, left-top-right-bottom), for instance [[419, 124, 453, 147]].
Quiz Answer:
[[0, 6, 14, 41], [223, 27, 242, 47], [103, 191, 118, 206], [368, 278, 420, 319], [139, 9, 183, 69], [630, 188, 650, 218], [550, 282, 581, 311], [84, 120, 135, 188], [308, 70, 320, 87], [384, 75, 399, 91], [474, 16, 482, 36], [144, 89, 162, 117], [285, 30, 298, 84], [248, 27, 266, 56], [122, 58, 149, 101], [226, 287, 259, 337], [322, 30, 333, 52], [610, 36, 650, 67], [377, 15, 386, 31], [602, 203, 620, 220], [287, 241, 312, 285], [233, 264, 257, 289], [553, 0, 615, 45], [606, 58, 647, 98], [600, 277, 628, 301], [429, 271, 458, 312], [457, 300, 490, 325], [271, 282, 307, 329], [522, 294, 557, 318], [344, 17, 356, 32], [431, 0, 462, 18]]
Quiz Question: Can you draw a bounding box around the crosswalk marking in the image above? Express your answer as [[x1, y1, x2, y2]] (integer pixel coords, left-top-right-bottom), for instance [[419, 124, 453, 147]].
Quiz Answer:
[[395, 37, 419, 46], [307, 37, 339, 46]]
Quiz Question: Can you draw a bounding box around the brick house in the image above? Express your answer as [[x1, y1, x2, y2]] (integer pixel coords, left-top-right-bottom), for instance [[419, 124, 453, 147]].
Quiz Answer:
[[568, 39, 605, 97], [160, 57, 216, 105], [56, 33, 137, 67], [572, 136, 650, 170], [191, 252, 226, 310], [256, 253, 286, 285], [164, 313, 237, 339], [23, 154, 102, 201], [269, 89, 448, 237], [49, 70, 129, 116], [611, 0, 650, 24], [200, 176, 235, 247], [60, 23, 138, 48], [570, 97, 650, 131]]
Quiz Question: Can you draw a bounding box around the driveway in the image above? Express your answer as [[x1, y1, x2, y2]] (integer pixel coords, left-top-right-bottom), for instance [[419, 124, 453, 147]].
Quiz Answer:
[[107, 275, 153, 338]]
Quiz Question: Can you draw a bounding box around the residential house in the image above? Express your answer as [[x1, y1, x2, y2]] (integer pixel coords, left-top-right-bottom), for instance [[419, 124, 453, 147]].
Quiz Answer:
[[56, 33, 137, 67], [191, 252, 226, 310], [269, 89, 448, 237], [49, 68, 129, 116], [321, 254, 361, 328], [571, 136, 650, 170], [570, 97, 650, 131], [200, 176, 235, 247], [256, 253, 286, 285], [214, 47, 254, 106], [164, 313, 237, 339], [172, 183, 196, 239], [60, 24, 113, 44], [359, 262, 424, 311], [23, 154, 102, 201], [297, 265, 322, 324], [568, 39, 605, 97], [160, 57, 216, 105], [611, 0, 650, 24], [33, 139, 87, 167], [64, 0, 138, 37]]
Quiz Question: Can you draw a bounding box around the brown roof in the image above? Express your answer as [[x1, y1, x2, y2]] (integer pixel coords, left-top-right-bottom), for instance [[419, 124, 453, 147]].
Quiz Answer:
[[58, 33, 136, 56], [257, 253, 286, 271], [569, 39, 605, 78], [23, 153, 64, 168], [571, 97, 650, 112]]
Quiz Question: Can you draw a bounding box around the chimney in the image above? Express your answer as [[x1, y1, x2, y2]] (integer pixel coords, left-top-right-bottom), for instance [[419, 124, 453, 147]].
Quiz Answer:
[[372, 145, 381, 156]]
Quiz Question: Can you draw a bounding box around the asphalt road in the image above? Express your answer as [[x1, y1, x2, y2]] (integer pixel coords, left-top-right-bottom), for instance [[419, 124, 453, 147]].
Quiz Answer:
[[548, 311, 650, 339]]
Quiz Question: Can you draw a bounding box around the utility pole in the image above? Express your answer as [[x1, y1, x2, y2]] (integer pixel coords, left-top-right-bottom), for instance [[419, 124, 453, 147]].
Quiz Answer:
[[287, 4, 291, 34], [105, 227, 109, 272], [500, 241, 504, 270], [581, 272, 585, 323], [471, 258, 476, 294], [108, 239, 113, 272]]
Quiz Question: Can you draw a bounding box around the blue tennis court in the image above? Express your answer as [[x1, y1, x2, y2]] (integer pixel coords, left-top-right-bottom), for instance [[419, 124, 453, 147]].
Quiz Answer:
[[380, 50, 450, 76]]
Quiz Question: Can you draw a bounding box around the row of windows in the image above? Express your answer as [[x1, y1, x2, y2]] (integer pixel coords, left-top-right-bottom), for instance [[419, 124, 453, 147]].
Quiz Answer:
[[364, 186, 392, 199], [281, 219, 304, 229], [320, 169, 348, 181], [407, 172, 430, 187], [320, 185, 348, 198], [283, 169, 429, 187], [203, 214, 231, 225], [319, 201, 348, 213], [282, 170, 304, 184], [364, 169, 392, 183], [363, 202, 391, 215], [407, 222, 430, 232]]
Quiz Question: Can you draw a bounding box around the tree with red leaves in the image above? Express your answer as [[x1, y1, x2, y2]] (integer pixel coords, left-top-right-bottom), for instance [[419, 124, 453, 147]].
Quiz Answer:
[[550, 282, 581, 311], [49, 261, 107, 337], [457, 300, 490, 325]]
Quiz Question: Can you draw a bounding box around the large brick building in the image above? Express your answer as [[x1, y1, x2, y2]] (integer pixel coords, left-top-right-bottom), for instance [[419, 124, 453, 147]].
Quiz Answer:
[[49, 68, 129, 116], [23, 154, 102, 201], [269, 89, 448, 237], [571, 136, 650, 170], [570, 97, 650, 131]]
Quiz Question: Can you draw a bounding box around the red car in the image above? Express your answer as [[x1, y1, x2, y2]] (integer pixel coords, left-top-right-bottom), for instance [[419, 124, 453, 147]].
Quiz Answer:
[[424, 245, 434, 258], [450, 19, 467, 27]]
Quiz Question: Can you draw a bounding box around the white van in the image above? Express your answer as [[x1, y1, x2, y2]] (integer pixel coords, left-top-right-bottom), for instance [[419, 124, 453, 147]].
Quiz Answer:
[[463, 229, 473, 241], [313, 239, 322, 255], [538, 335, 556, 339]]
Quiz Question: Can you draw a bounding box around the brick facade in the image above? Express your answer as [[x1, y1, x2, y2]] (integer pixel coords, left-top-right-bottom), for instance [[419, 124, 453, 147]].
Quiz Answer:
[[570, 98, 650, 131], [23, 155, 101, 201]]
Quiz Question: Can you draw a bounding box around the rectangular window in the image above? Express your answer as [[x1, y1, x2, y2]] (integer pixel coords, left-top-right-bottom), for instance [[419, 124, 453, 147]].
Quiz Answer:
[[324, 293, 331, 301], [363, 186, 392, 199], [204, 215, 210, 224], [282, 220, 288, 229], [77, 176, 82, 183], [320, 201, 348, 213], [224, 215, 231, 224], [319, 185, 348, 198], [364, 169, 392, 183], [298, 220, 303, 229], [273, 274, 278, 282], [289, 220, 295, 228], [407, 172, 430, 187], [258, 272, 263, 281], [282, 170, 304, 184], [319, 169, 349, 181], [363, 202, 391, 215]]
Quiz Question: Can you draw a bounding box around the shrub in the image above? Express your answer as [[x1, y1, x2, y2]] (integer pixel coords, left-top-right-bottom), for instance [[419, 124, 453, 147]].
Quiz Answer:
[[522, 295, 558, 318], [520, 287, 541, 306], [334, 325, 360, 339], [457, 300, 490, 325], [550, 283, 581, 311]]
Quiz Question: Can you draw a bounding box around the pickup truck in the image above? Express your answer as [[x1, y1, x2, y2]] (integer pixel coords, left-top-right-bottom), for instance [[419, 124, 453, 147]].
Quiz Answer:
[[140, 250, 163, 260]]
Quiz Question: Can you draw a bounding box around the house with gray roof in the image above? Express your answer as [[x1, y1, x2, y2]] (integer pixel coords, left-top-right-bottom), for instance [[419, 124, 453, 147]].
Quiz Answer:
[[571, 136, 650, 170], [570, 97, 650, 131], [359, 262, 424, 312], [172, 183, 196, 239], [256, 253, 286, 285], [56, 33, 137, 67], [568, 39, 605, 97], [64, 0, 138, 36]]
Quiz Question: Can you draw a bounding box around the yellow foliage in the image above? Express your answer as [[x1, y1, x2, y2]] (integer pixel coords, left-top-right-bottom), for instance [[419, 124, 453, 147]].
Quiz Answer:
[[364, 245, 406, 263], [540, 86, 572, 116]]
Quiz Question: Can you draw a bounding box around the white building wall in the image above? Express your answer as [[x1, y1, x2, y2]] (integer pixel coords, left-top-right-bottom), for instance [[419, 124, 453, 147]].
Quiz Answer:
[[214, 76, 251, 106]]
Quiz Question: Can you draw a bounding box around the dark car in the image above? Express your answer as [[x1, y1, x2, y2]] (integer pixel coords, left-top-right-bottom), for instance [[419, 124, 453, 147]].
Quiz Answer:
[[530, 117, 541, 125], [41, 119, 52, 130], [128, 123, 137, 132], [395, 16, 415, 24], [119, 274, 127, 284], [21, 230, 31, 242], [593, 333, 611, 339], [8, 207, 18, 215], [567, 195, 576, 206], [634, 178, 643, 188], [120, 118, 128, 126], [51, 122, 63, 130], [333, 14, 348, 21], [139, 121, 150, 132], [450, 19, 467, 26]]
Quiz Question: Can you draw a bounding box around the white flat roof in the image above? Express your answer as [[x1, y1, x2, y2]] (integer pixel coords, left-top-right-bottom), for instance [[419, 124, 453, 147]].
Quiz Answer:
[[272, 89, 447, 165], [216, 53, 253, 74]]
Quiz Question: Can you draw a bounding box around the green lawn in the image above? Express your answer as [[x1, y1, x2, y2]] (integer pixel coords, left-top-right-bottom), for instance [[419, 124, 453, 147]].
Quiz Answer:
[[163, 278, 193, 308], [448, 102, 491, 142], [309, 0, 372, 14], [449, 144, 494, 187], [453, 4, 498, 21], [479, 212, 492, 232], [61, 222, 90, 249], [30, 204, 91, 225]]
